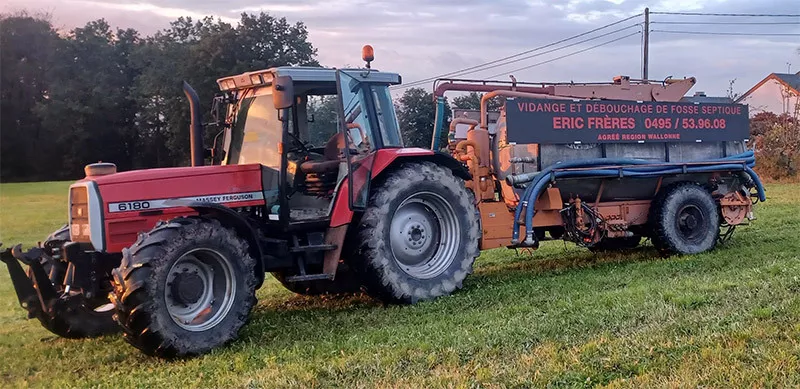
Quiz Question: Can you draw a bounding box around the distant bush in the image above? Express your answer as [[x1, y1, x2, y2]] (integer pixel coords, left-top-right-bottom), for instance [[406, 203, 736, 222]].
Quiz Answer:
[[752, 113, 800, 181]]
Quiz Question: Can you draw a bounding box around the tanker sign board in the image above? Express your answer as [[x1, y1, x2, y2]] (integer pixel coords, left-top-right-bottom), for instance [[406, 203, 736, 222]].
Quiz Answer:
[[504, 98, 750, 144]]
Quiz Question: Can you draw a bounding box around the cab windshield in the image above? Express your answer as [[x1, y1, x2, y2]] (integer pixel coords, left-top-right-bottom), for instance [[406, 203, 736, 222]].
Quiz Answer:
[[224, 91, 282, 169]]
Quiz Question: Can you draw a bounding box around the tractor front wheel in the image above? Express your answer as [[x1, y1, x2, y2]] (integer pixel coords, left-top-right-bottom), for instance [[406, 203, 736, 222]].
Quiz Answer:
[[111, 217, 257, 358], [353, 162, 480, 304]]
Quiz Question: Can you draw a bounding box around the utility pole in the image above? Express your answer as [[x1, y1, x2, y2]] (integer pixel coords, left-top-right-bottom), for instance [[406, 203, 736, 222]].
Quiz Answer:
[[642, 7, 650, 82]]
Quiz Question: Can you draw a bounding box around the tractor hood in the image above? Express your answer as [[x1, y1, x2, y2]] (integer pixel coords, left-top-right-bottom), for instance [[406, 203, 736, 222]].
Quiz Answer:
[[86, 164, 261, 185], [70, 163, 268, 253], [87, 164, 266, 207]]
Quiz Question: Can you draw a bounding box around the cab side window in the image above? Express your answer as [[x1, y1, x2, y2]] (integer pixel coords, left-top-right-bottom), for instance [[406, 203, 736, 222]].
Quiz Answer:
[[371, 86, 403, 147], [340, 80, 374, 154]]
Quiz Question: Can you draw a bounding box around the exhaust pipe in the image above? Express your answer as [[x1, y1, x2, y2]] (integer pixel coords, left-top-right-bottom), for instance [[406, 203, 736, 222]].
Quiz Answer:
[[183, 81, 204, 167]]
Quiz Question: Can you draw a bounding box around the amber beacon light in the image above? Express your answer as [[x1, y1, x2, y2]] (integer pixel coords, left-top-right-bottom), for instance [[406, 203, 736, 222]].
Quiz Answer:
[[362, 45, 374, 68]]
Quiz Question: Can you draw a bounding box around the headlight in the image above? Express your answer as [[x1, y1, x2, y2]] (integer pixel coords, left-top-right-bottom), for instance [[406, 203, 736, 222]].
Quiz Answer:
[[70, 186, 90, 242], [69, 182, 104, 250]]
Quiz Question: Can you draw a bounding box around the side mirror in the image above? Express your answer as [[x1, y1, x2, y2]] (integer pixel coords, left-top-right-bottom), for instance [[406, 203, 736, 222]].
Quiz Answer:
[[272, 75, 294, 109]]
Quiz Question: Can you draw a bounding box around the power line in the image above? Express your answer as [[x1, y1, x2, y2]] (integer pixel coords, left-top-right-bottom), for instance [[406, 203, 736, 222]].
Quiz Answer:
[[399, 23, 640, 86], [485, 31, 641, 79], [393, 10, 799, 92], [392, 12, 643, 89], [652, 29, 800, 37], [651, 21, 800, 25], [650, 11, 800, 17]]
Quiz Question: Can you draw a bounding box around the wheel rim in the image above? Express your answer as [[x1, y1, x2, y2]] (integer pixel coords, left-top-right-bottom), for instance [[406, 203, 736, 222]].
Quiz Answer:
[[165, 248, 236, 332], [675, 204, 706, 242], [389, 191, 460, 279]]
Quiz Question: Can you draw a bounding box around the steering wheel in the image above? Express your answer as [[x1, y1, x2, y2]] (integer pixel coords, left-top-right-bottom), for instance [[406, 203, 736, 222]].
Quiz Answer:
[[286, 131, 311, 159]]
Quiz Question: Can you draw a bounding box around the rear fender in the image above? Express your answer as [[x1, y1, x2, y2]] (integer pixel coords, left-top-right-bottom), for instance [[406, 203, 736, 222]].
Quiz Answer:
[[329, 149, 470, 227], [164, 200, 265, 288]]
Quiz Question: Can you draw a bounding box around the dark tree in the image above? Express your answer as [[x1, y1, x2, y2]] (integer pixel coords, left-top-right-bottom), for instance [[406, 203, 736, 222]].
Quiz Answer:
[[0, 11, 319, 181], [133, 13, 319, 167], [34, 20, 141, 178], [0, 13, 59, 180], [451, 91, 503, 111], [396, 88, 451, 148]]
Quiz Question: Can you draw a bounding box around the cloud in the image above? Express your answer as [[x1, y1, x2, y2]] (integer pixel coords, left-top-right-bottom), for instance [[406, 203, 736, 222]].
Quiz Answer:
[[3, 0, 799, 95]]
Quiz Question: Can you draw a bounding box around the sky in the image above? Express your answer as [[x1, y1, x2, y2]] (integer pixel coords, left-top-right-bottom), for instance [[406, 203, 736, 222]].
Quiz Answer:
[[3, 0, 798, 96]]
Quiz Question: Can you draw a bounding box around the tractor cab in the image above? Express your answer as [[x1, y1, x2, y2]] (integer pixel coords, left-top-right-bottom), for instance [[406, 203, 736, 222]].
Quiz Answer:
[[215, 64, 403, 226]]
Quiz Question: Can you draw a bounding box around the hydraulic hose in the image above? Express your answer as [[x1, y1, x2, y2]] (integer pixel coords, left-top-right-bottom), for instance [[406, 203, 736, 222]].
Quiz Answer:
[[510, 151, 765, 245], [508, 151, 757, 185]]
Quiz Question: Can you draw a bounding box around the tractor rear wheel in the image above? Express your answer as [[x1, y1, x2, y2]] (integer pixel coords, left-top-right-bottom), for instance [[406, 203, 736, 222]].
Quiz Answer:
[[30, 225, 119, 338], [650, 182, 719, 255], [353, 162, 480, 304], [111, 217, 257, 358]]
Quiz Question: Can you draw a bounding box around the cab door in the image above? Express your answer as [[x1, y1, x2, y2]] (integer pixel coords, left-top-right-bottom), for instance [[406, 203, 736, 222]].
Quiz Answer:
[[335, 70, 377, 210]]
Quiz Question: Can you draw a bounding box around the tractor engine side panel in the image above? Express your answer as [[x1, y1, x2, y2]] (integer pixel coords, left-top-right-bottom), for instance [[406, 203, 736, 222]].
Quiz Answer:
[[91, 164, 267, 253]]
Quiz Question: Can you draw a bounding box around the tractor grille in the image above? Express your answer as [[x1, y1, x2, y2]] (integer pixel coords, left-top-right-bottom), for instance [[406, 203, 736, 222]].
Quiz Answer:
[[70, 186, 91, 242]]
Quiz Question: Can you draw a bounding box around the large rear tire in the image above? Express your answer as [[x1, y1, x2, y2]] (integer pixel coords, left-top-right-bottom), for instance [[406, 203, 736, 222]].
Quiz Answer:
[[111, 217, 257, 358], [650, 182, 719, 255], [353, 162, 480, 304], [30, 225, 118, 338]]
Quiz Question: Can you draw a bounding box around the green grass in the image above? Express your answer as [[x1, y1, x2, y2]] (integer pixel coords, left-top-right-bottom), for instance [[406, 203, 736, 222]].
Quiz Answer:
[[1, 181, 800, 388]]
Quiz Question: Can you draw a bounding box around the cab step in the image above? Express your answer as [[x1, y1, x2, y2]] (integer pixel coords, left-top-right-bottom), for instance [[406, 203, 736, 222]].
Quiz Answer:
[[289, 244, 337, 253], [284, 273, 335, 282]]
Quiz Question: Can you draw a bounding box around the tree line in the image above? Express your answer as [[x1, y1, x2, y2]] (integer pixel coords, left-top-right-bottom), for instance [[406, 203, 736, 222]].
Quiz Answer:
[[1, 12, 318, 181], [1, 12, 486, 182]]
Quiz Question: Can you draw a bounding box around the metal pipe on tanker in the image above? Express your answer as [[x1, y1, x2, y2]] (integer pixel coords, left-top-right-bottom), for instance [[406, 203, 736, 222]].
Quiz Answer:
[[431, 97, 447, 150], [455, 140, 483, 198], [466, 127, 491, 168], [448, 117, 479, 149], [429, 81, 553, 154], [479, 90, 573, 180], [433, 82, 554, 99]]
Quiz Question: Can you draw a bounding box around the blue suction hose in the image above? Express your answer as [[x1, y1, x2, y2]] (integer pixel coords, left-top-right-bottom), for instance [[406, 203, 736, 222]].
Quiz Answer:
[[510, 151, 765, 245]]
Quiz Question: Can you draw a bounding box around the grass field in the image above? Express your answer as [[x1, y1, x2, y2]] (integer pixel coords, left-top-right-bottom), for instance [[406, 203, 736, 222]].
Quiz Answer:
[[1, 181, 799, 388]]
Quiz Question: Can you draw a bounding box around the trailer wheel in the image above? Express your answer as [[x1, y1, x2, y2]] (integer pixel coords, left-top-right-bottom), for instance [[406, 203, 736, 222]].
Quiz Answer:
[[271, 263, 361, 295], [353, 162, 480, 304], [29, 225, 119, 338], [588, 235, 642, 252], [111, 217, 257, 358], [650, 182, 719, 255]]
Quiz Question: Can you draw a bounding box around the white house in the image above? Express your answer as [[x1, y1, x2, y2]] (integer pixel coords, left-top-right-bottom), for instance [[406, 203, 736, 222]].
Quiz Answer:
[[736, 72, 800, 116]]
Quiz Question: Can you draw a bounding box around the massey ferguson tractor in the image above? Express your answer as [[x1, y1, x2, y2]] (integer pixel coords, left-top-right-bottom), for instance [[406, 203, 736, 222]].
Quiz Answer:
[[1, 46, 764, 358]]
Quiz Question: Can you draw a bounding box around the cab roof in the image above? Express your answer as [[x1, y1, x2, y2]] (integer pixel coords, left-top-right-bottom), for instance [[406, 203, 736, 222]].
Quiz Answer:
[[217, 66, 402, 92]]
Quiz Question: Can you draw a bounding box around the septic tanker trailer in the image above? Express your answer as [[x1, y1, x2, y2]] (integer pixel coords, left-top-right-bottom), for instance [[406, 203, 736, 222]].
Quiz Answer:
[[432, 75, 763, 253]]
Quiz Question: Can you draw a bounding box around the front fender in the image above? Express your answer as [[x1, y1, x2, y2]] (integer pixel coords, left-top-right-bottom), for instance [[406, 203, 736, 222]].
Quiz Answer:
[[329, 148, 470, 227], [164, 200, 265, 287]]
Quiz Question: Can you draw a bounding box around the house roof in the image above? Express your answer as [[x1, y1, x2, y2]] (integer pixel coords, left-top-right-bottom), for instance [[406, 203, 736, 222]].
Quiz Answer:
[[774, 72, 800, 91], [680, 95, 733, 104], [736, 72, 800, 103]]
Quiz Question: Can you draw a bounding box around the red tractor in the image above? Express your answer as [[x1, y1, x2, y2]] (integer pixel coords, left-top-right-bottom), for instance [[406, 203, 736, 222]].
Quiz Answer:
[[1, 49, 480, 357], [2, 47, 764, 358]]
